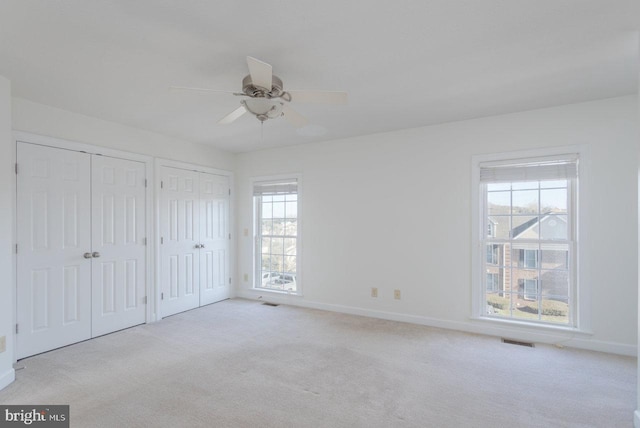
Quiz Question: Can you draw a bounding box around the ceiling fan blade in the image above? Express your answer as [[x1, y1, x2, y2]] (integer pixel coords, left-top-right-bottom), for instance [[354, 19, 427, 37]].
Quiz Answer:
[[287, 90, 348, 105], [246, 56, 273, 91], [282, 105, 308, 128], [218, 105, 247, 125], [170, 86, 240, 94]]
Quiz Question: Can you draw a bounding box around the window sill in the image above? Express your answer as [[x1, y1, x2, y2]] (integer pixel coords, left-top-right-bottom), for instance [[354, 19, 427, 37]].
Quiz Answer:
[[470, 315, 593, 337]]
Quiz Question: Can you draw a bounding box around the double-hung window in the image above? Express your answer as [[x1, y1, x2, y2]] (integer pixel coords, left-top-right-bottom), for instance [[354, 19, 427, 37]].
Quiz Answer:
[[253, 177, 300, 294], [478, 154, 578, 326]]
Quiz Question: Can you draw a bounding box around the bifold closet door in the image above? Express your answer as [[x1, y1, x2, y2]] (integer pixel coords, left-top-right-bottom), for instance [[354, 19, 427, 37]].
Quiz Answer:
[[16, 143, 92, 359], [199, 173, 230, 305], [91, 156, 147, 337], [160, 167, 201, 317]]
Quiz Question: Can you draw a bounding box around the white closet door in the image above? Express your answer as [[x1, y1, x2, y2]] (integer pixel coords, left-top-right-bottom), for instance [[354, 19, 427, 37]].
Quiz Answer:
[[91, 155, 147, 337], [160, 166, 200, 317], [16, 143, 92, 359], [199, 173, 230, 305]]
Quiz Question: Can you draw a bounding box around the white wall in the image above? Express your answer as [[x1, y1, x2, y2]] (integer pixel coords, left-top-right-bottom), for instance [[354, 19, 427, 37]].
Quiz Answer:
[[0, 76, 15, 389], [12, 98, 234, 169], [236, 95, 639, 356]]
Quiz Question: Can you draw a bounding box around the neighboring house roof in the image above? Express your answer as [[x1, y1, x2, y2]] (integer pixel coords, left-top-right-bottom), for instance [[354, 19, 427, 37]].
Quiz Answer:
[[487, 211, 567, 240], [512, 212, 567, 240]]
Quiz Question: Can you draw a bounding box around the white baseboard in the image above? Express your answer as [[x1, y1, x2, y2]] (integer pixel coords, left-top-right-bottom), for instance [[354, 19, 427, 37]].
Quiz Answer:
[[0, 367, 15, 391], [236, 291, 637, 357]]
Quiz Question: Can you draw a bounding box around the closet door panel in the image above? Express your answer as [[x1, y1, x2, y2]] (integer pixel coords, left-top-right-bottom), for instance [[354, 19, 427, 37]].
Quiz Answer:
[[199, 173, 231, 305], [91, 155, 147, 336], [16, 143, 92, 358], [160, 166, 200, 316]]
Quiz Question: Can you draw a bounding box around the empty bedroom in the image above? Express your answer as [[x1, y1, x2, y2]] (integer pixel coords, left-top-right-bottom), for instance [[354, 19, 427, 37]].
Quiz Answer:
[[0, 1, 638, 427]]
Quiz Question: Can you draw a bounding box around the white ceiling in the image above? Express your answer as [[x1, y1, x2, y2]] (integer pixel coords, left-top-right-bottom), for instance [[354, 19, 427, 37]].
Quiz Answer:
[[0, 1, 638, 153]]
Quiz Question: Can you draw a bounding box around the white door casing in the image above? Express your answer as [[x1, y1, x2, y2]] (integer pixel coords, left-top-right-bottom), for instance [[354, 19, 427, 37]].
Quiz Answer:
[[91, 155, 147, 337], [160, 166, 201, 317], [199, 172, 230, 305], [16, 143, 92, 358]]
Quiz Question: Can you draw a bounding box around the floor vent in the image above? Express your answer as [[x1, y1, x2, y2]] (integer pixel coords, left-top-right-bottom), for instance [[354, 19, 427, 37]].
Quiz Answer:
[[262, 302, 279, 307], [501, 338, 534, 348]]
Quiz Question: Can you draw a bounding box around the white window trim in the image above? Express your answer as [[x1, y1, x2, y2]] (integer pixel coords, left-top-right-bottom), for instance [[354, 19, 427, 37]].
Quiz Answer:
[[471, 145, 591, 334], [251, 173, 303, 296]]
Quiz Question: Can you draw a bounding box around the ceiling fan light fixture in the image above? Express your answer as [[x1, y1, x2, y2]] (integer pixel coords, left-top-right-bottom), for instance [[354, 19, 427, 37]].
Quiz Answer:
[[242, 98, 284, 122]]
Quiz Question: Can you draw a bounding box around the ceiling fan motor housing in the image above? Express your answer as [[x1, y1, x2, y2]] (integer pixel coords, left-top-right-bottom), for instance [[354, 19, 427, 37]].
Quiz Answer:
[[242, 74, 285, 98]]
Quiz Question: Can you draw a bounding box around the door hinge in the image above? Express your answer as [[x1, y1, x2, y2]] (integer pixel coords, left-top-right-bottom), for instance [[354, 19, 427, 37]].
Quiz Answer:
[[15, 324, 18, 334], [15, 244, 18, 254], [228, 233, 231, 240], [228, 188, 231, 196], [143, 237, 147, 245], [143, 296, 147, 304], [229, 277, 231, 284], [161, 237, 164, 244], [144, 179, 148, 188], [161, 292, 164, 300], [160, 181, 164, 189], [14, 163, 18, 174]]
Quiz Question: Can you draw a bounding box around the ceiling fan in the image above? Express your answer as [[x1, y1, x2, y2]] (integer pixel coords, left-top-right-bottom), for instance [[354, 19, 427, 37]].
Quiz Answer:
[[171, 56, 348, 128]]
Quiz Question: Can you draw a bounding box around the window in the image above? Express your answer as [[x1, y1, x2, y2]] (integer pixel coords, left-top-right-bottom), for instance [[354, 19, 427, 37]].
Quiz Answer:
[[486, 273, 499, 292], [520, 249, 538, 269], [478, 154, 577, 326], [253, 177, 300, 293], [486, 244, 499, 265]]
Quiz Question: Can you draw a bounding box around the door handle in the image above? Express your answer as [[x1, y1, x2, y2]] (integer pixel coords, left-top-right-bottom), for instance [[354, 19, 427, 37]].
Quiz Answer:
[[92, 252, 101, 258], [195, 244, 201, 249], [200, 244, 205, 249], [83, 252, 92, 259]]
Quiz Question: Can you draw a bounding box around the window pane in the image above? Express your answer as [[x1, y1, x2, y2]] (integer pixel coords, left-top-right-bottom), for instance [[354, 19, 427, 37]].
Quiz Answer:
[[541, 298, 569, 324], [486, 291, 510, 317], [285, 201, 297, 218], [540, 215, 567, 240], [285, 219, 297, 237], [488, 191, 510, 215], [270, 238, 284, 256], [272, 219, 285, 236], [487, 216, 510, 239], [284, 255, 296, 274], [270, 254, 283, 273], [272, 201, 285, 218], [262, 202, 272, 219], [272, 194, 285, 202], [512, 190, 538, 215], [261, 254, 271, 271], [261, 219, 273, 235], [512, 268, 537, 295], [512, 216, 538, 239], [540, 270, 569, 298], [541, 188, 567, 213], [261, 237, 271, 254], [512, 293, 540, 321], [284, 238, 297, 255], [540, 244, 569, 270]]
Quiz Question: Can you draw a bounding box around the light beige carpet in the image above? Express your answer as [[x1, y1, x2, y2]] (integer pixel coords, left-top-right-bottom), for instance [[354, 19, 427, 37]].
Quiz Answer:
[[0, 299, 635, 427]]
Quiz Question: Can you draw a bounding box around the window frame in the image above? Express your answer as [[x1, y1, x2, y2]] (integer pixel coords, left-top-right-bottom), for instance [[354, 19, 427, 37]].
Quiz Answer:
[[471, 146, 590, 333], [251, 174, 302, 295]]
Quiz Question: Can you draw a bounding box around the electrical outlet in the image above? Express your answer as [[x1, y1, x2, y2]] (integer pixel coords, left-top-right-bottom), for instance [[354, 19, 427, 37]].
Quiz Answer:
[[394, 289, 401, 300], [0, 336, 5, 353], [243, 273, 248, 282], [371, 287, 378, 298]]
